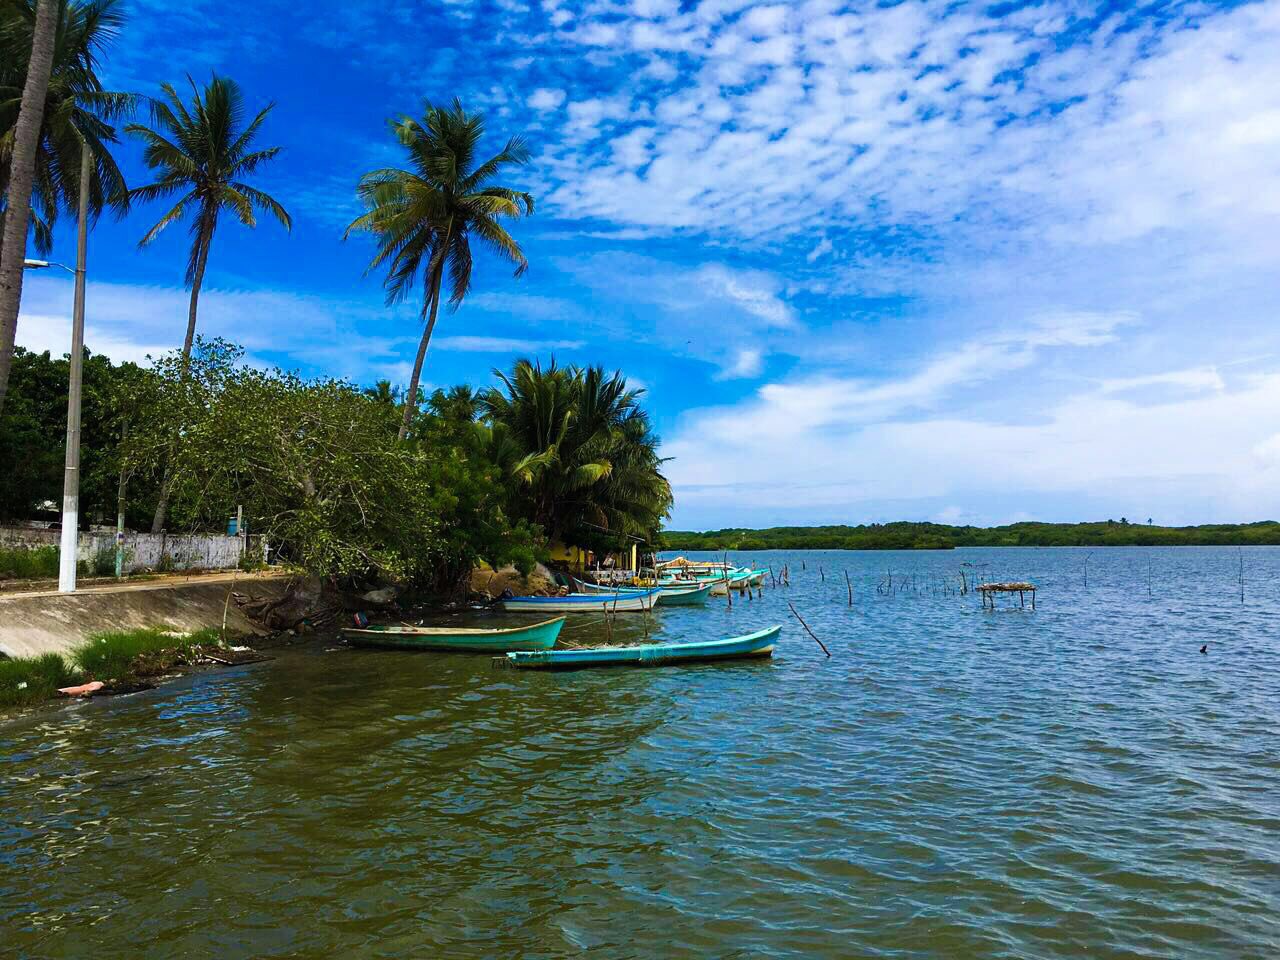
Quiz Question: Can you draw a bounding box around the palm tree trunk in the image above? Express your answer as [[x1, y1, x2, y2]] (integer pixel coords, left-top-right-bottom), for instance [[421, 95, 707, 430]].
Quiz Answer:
[[399, 279, 441, 441], [151, 220, 214, 532], [0, 0, 59, 418], [182, 218, 214, 364]]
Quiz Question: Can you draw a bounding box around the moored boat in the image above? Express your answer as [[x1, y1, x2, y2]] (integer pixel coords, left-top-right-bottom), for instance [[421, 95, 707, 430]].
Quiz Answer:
[[503, 624, 781, 669], [343, 616, 566, 652], [577, 580, 713, 605], [707, 570, 755, 595], [501, 589, 662, 613]]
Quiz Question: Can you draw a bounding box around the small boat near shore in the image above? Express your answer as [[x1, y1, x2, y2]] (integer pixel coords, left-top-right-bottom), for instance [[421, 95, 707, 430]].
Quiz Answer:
[[503, 624, 781, 670], [576, 580, 713, 605], [501, 589, 662, 613], [343, 616, 566, 652]]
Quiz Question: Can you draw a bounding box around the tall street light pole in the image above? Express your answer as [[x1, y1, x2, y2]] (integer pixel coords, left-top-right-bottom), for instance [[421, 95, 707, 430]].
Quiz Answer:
[[24, 142, 90, 593]]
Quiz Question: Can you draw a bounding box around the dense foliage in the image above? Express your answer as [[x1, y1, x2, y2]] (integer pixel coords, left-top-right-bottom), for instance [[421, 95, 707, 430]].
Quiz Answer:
[[663, 520, 1280, 551], [0, 345, 152, 525], [479, 358, 673, 554], [0, 343, 670, 592]]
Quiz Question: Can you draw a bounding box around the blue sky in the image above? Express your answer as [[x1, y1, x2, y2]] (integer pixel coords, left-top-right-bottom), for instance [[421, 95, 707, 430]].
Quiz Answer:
[[17, 0, 1280, 529]]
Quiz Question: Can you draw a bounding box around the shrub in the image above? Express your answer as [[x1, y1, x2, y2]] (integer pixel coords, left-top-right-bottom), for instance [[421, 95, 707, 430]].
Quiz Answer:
[[0, 545, 60, 580], [92, 546, 116, 577]]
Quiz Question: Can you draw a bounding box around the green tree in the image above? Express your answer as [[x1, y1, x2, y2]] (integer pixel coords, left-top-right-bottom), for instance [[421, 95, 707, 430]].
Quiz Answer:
[[0, 345, 154, 524], [126, 73, 291, 531], [0, 0, 57, 417], [118, 339, 539, 593], [0, 0, 131, 258], [481, 358, 672, 553], [127, 74, 291, 364], [347, 99, 534, 440]]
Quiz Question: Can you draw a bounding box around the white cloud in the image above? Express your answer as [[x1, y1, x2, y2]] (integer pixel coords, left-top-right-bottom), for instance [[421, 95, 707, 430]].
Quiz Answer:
[[528, 87, 567, 111], [715, 347, 764, 380], [660, 310, 1280, 526]]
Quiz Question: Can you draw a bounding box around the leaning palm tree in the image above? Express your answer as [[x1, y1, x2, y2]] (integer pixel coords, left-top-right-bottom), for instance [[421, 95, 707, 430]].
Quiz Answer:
[[127, 74, 290, 531], [0, 0, 132, 260], [346, 98, 534, 440], [127, 74, 291, 364], [0, 0, 57, 418]]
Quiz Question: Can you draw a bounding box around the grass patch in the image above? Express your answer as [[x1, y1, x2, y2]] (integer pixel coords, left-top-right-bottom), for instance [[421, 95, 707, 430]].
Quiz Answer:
[[71, 627, 223, 681], [0, 653, 76, 708], [1, 627, 231, 713], [0, 545, 60, 580]]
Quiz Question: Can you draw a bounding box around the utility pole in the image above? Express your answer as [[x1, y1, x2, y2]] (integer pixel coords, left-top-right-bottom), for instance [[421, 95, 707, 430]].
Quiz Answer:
[[57, 143, 91, 592]]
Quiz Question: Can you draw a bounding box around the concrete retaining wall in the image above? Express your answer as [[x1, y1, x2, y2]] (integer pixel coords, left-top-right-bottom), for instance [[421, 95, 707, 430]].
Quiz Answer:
[[0, 527, 265, 574], [0, 573, 290, 659]]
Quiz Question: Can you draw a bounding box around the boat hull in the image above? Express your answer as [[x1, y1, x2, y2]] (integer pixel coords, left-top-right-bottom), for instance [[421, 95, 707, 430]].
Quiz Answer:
[[343, 616, 566, 652], [501, 589, 661, 613], [505, 624, 780, 670], [577, 581, 713, 605]]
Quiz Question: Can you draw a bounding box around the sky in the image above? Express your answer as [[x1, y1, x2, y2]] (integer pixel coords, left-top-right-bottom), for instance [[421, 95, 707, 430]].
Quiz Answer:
[[15, 0, 1280, 530]]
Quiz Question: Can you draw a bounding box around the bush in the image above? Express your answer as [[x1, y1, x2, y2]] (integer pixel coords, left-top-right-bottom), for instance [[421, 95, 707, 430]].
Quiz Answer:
[[92, 546, 116, 577], [0, 653, 75, 708], [0, 545, 60, 580]]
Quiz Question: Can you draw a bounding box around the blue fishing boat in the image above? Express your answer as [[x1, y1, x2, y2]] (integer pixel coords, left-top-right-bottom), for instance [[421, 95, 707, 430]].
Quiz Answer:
[[504, 624, 780, 669]]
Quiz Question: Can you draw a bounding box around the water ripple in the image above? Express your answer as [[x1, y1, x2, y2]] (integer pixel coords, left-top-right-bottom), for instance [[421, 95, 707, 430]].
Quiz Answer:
[[2, 547, 1279, 957]]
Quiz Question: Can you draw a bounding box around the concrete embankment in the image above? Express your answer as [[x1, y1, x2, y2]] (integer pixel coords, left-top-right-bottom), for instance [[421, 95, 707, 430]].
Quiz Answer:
[[0, 572, 289, 660]]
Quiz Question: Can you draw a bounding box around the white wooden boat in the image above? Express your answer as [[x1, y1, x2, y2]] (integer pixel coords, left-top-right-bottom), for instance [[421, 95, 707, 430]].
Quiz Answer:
[[501, 589, 662, 613]]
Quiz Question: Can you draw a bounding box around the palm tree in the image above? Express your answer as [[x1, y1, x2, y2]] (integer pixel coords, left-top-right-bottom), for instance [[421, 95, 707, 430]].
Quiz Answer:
[[0, 0, 132, 417], [127, 74, 291, 365], [481, 359, 672, 550], [0, 0, 131, 259], [127, 74, 290, 531], [346, 99, 534, 440], [0, 0, 57, 418]]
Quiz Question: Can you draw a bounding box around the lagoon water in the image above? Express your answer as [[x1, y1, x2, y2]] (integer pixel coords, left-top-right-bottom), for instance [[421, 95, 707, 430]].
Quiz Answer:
[[2, 547, 1279, 958]]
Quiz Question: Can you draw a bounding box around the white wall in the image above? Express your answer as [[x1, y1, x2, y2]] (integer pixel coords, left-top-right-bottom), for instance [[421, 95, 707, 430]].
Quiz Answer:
[[0, 527, 265, 574]]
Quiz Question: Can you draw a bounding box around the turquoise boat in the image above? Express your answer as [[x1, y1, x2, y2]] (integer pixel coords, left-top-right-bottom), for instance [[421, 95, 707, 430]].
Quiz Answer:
[[577, 580, 713, 605], [504, 624, 780, 670], [343, 616, 566, 652]]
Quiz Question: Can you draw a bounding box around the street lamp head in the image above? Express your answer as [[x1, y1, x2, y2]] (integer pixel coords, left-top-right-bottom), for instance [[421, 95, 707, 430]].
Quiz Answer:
[[23, 259, 75, 275]]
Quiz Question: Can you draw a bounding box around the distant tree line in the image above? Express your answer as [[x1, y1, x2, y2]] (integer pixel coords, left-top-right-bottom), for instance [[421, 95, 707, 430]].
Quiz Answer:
[[662, 520, 1280, 551]]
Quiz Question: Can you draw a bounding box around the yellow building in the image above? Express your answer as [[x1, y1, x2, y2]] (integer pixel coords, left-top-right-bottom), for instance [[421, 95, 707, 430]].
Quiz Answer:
[[547, 540, 638, 573]]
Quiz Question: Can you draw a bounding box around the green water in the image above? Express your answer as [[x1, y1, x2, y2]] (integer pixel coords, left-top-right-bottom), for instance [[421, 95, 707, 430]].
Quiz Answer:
[[2, 548, 1278, 957]]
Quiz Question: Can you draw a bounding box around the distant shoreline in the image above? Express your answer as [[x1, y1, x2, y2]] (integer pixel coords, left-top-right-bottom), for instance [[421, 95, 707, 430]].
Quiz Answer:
[[662, 521, 1280, 552]]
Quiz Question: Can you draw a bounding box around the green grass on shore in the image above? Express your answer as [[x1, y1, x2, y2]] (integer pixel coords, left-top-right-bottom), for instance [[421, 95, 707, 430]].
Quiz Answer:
[[0, 653, 76, 708], [0, 627, 224, 710]]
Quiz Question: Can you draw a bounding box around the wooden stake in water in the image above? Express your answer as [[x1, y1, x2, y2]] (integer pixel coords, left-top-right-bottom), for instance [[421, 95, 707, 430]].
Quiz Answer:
[[1239, 548, 1245, 603], [845, 570, 853, 607], [787, 600, 830, 657]]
